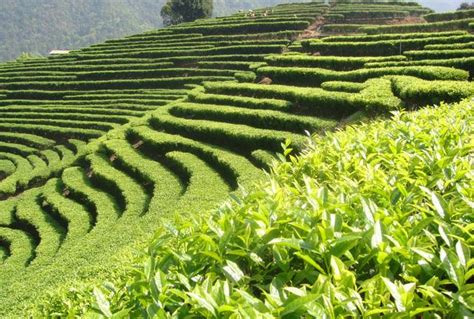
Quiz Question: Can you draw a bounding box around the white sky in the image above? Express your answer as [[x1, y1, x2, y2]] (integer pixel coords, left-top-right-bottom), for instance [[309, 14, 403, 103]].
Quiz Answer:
[[417, 0, 467, 12]]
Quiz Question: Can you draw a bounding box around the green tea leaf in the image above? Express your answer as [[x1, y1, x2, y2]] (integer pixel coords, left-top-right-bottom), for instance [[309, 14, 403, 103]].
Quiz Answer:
[[371, 220, 383, 249], [421, 186, 445, 219], [223, 260, 245, 284], [93, 288, 112, 318], [281, 294, 317, 316]]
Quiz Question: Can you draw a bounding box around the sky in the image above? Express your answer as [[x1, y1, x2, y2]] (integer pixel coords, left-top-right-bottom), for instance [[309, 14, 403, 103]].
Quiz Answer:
[[418, 0, 467, 12]]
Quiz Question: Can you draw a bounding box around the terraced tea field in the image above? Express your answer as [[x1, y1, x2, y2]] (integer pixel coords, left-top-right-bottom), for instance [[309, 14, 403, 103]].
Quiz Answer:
[[0, 1, 473, 315]]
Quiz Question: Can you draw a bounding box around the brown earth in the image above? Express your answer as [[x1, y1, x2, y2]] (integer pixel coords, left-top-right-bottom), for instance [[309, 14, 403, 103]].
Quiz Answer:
[[298, 17, 325, 40], [386, 16, 427, 25]]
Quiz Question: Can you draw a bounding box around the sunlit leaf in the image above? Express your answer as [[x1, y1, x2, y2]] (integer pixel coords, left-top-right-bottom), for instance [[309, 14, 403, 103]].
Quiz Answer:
[[223, 260, 245, 284], [93, 288, 112, 318]]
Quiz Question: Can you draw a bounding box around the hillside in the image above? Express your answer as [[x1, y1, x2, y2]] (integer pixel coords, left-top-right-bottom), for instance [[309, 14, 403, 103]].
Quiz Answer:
[[0, 0, 472, 316], [0, 0, 307, 62]]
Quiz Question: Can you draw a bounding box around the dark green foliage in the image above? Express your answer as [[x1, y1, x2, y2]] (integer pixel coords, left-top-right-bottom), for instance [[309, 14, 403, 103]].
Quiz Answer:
[[265, 54, 407, 70], [168, 20, 310, 35], [302, 35, 474, 56], [161, 0, 214, 26], [188, 89, 293, 111], [360, 18, 474, 34], [424, 9, 474, 22], [404, 48, 474, 60], [321, 81, 365, 93], [321, 31, 468, 43], [363, 57, 474, 77], [321, 24, 363, 33], [204, 79, 401, 116], [168, 102, 336, 134], [150, 108, 307, 152], [389, 75, 474, 106], [256, 65, 469, 86]]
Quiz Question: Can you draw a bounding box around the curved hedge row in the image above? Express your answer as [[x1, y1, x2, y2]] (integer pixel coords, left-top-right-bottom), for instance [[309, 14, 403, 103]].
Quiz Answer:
[[256, 65, 469, 86], [264, 54, 407, 70], [360, 18, 474, 34], [320, 31, 468, 43], [389, 75, 474, 105], [364, 57, 474, 76], [424, 9, 474, 22], [301, 35, 474, 56]]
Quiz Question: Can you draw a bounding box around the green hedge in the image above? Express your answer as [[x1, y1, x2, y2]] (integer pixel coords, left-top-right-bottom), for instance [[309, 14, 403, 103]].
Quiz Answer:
[[404, 49, 474, 60], [424, 9, 474, 22], [301, 35, 474, 56], [15, 189, 64, 266], [256, 65, 469, 86], [76, 44, 216, 55], [363, 57, 474, 76], [0, 132, 54, 149], [149, 110, 306, 153], [389, 75, 474, 106], [0, 76, 76, 83], [360, 18, 474, 34], [43, 178, 91, 240], [203, 80, 400, 116], [329, 10, 409, 20], [86, 152, 147, 218], [197, 61, 253, 70], [75, 68, 237, 81], [321, 81, 366, 93], [265, 55, 407, 70], [203, 81, 356, 117], [188, 90, 292, 111], [0, 141, 37, 157], [0, 123, 103, 140], [75, 45, 284, 59], [0, 153, 33, 195], [168, 102, 336, 134], [0, 118, 117, 132], [0, 106, 143, 118], [61, 166, 119, 228], [424, 42, 474, 50], [3, 76, 235, 91], [169, 21, 310, 35], [321, 31, 467, 43], [0, 111, 130, 125], [321, 24, 363, 33], [0, 227, 34, 269], [0, 62, 175, 74]]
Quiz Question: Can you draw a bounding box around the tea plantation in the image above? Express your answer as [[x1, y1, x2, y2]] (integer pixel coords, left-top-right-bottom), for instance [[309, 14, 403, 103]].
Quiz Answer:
[[0, 1, 472, 317]]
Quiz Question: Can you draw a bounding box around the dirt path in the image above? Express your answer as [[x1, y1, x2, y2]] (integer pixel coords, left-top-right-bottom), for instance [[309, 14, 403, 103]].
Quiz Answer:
[[298, 17, 325, 40]]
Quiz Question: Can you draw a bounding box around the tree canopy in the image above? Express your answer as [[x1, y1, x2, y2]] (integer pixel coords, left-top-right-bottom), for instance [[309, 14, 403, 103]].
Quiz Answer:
[[459, 2, 474, 10], [161, 0, 214, 26]]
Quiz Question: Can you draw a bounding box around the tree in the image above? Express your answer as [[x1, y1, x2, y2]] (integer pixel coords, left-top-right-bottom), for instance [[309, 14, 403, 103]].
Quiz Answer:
[[161, 0, 213, 26], [459, 2, 474, 10]]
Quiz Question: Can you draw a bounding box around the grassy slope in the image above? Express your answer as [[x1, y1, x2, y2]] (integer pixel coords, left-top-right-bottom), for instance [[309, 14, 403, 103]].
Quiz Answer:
[[32, 98, 474, 317]]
